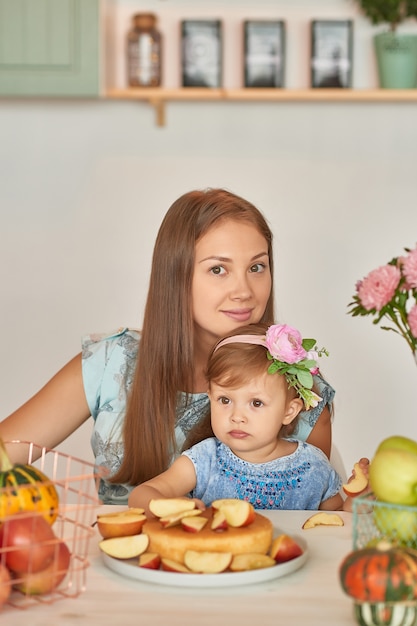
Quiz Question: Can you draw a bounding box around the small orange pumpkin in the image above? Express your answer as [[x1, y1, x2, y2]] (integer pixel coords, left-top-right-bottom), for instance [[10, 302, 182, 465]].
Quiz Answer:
[[339, 541, 417, 603]]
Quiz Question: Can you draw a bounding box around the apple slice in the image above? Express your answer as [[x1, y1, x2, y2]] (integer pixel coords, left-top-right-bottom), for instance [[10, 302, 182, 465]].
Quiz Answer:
[[342, 462, 369, 497], [97, 507, 145, 518], [161, 558, 191, 573], [211, 509, 228, 531], [302, 512, 344, 529], [211, 498, 234, 510], [230, 553, 275, 572], [138, 552, 161, 570], [181, 516, 208, 533], [184, 550, 232, 574], [149, 498, 196, 518], [159, 509, 202, 528], [269, 534, 303, 563], [212, 499, 255, 528], [97, 513, 147, 539], [99, 533, 149, 559]]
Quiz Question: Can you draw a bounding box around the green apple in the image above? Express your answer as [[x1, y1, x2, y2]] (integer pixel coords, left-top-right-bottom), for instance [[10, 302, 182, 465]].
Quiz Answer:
[[375, 435, 417, 456], [373, 504, 417, 544], [369, 449, 417, 505]]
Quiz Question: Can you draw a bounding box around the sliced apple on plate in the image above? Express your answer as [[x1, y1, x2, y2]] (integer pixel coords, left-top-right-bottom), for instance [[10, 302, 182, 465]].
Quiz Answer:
[[99, 533, 149, 559], [159, 509, 202, 529], [97, 512, 147, 539], [269, 534, 303, 563], [97, 507, 145, 518], [211, 499, 255, 528], [230, 553, 275, 572], [211, 509, 228, 531], [342, 462, 369, 497], [161, 558, 191, 573], [181, 516, 208, 533], [302, 512, 344, 529], [184, 550, 232, 574], [138, 552, 161, 570], [149, 498, 196, 518]]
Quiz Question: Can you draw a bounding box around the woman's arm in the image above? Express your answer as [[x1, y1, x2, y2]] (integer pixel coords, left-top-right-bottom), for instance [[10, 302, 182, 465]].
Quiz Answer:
[[0, 353, 91, 463], [128, 456, 200, 516], [305, 404, 332, 459]]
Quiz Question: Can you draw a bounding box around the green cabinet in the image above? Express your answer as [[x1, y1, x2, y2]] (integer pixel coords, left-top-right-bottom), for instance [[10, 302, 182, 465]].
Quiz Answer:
[[0, 0, 99, 96]]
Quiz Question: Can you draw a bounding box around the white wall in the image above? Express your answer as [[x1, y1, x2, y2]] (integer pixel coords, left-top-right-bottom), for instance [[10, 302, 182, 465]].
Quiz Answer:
[[2, 0, 417, 474]]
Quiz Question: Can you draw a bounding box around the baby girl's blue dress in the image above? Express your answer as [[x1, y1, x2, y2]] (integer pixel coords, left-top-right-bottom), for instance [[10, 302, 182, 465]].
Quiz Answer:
[[183, 438, 342, 509]]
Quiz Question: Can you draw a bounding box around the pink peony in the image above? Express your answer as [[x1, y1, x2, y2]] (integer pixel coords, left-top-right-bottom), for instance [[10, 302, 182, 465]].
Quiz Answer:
[[357, 264, 401, 311], [408, 305, 417, 339], [265, 324, 307, 364], [402, 246, 417, 289]]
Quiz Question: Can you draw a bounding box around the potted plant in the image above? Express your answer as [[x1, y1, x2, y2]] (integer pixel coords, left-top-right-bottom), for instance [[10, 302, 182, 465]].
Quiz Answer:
[[353, 0, 417, 88]]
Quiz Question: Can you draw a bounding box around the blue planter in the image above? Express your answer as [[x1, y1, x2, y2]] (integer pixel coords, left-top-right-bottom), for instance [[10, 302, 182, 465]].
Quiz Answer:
[[374, 32, 417, 89]]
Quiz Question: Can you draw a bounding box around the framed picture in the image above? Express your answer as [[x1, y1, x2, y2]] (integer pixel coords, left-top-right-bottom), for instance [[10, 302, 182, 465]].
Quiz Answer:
[[181, 20, 222, 88], [311, 20, 353, 88], [244, 20, 285, 88]]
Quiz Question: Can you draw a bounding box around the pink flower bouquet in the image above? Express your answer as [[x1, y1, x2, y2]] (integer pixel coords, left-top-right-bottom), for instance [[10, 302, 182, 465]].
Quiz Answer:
[[348, 244, 417, 360]]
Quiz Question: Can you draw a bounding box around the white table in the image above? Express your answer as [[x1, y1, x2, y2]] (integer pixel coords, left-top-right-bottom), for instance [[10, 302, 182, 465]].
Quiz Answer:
[[4, 509, 358, 626]]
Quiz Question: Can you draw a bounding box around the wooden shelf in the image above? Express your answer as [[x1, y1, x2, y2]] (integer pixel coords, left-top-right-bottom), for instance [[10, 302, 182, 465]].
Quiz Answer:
[[106, 88, 417, 126]]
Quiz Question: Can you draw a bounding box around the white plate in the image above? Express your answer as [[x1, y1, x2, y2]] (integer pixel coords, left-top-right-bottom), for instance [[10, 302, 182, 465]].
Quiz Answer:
[[100, 535, 308, 588]]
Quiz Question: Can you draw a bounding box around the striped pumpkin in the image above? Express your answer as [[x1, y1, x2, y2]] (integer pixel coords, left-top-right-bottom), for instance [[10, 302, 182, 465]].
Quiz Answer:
[[339, 543, 417, 603], [354, 602, 417, 626], [0, 440, 59, 524]]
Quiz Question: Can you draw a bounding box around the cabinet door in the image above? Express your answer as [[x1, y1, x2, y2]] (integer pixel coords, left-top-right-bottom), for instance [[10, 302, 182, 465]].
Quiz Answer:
[[0, 0, 99, 96]]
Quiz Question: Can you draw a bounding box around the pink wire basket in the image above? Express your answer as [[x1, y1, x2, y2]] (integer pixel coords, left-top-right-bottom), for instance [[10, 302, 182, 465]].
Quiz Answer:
[[0, 441, 100, 610]]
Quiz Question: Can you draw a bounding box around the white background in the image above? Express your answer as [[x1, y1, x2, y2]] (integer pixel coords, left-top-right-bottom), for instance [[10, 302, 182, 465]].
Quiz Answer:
[[1, 0, 417, 475]]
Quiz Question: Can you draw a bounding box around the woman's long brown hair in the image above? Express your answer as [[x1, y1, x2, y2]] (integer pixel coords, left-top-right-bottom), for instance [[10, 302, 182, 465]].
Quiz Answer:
[[111, 188, 275, 486]]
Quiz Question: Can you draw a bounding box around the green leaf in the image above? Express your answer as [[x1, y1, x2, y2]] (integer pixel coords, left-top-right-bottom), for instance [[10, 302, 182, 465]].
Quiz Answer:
[[302, 338, 316, 351], [296, 369, 313, 389], [302, 359, 317, 370]]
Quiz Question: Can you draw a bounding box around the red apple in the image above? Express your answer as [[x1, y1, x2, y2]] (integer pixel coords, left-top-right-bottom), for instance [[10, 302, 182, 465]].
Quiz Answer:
[[269, 534, 303, 563], [0, 513, 56, 574], [138, 552, 161, 570], [13, 540, 71, 595], [0, 562, 12, 608]]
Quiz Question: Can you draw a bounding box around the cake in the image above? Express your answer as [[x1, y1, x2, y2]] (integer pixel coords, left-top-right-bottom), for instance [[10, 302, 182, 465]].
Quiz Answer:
[[142, 505, 273, 565]]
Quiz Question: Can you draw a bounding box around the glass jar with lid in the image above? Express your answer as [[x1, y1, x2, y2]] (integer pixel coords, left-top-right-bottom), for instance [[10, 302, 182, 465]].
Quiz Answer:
[[127, 13, 162, 87]]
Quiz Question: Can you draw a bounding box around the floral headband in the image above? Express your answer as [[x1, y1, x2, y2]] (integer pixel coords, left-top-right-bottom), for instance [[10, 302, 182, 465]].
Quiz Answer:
[[213, 324, 329, 410]]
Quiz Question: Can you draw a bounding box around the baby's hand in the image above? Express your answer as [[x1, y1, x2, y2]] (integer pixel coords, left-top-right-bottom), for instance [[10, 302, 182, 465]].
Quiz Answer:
[[191, 498, 206, 512]]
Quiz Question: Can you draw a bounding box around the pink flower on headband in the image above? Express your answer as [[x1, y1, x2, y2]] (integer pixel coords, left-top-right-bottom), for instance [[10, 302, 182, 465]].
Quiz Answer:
[[265, 324, 307, 364]]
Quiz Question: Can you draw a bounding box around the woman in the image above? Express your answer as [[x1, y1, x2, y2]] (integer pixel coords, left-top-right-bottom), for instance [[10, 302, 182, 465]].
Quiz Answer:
[[0, 188, 334, 504]]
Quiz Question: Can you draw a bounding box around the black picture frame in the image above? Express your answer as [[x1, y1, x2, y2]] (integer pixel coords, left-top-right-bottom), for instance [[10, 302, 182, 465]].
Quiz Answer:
[[244, 20, 285, 88], [181, 20, 222, 88], [311, 20, 353, 88]]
